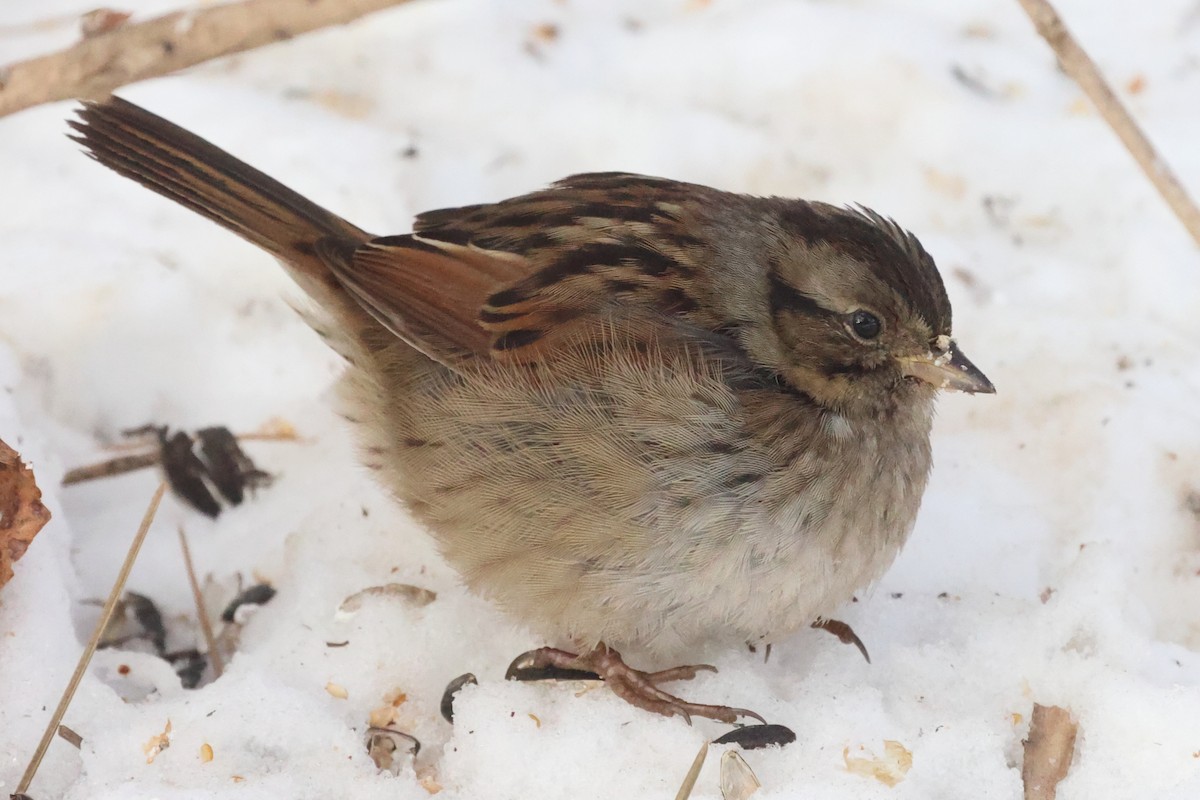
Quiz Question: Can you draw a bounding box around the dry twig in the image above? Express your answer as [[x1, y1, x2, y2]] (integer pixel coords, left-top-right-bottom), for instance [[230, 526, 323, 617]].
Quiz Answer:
[[1015, 0, 1200, 248], [13, 482, 167, 798], [674, 741, 709, 800], [61, 451, 162, 485], [178, 526, 224, 678], [1021, 703, 1078, 800], [0, 0, 416, 118]]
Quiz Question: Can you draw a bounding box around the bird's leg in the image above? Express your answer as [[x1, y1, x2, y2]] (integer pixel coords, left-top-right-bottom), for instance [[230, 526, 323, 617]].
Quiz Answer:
[[506, 643, 765, 725], [811, 618, 871, 663]]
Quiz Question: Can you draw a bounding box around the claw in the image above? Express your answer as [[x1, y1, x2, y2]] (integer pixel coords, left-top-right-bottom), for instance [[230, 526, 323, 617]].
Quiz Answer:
[[811, 618, 871, 663], [505, 643, 766, 725], [505, 648, 601, 682]]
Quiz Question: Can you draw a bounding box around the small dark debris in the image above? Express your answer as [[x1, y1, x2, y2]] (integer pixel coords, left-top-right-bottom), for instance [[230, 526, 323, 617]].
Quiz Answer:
[[890, 592, 904, 599], [127, 425, 273, 517], [166, 648, 207, 689], [160, 429, 221, 517], [197, 427, 272, 505], [982, 194, 1016, 228], [125, 591, 167, 655], [399, 145, 419, 159], [714, 723, 797, 750], [950, 64, 1001, 98], [951, 268, 977, 289], [441, 672, 478, 723], [1184, 490, 1200, 519], [326, 640, 350, 648], [221, 583, 277, 622]]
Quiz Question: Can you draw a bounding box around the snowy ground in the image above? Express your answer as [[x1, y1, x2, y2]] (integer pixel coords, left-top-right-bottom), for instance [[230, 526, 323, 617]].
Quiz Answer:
[[3, 0, 1200, 797]]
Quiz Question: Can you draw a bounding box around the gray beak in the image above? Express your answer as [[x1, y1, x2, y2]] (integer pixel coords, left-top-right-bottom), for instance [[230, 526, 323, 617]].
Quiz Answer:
[[901, 339, 995, 394]]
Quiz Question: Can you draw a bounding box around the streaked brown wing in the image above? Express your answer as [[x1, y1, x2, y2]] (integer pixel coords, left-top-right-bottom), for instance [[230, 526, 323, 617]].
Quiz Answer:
[[329, 174, 723, 366]]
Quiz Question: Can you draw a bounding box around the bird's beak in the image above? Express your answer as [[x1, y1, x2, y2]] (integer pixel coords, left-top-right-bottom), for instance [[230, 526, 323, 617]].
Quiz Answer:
[[901, 339, 995, 394]]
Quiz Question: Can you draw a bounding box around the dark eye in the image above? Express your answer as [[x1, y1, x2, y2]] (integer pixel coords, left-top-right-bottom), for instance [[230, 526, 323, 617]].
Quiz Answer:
[[850, 310, 881, 339]]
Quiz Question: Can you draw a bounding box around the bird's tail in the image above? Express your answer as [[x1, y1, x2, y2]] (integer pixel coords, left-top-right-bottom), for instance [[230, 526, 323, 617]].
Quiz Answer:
[[69, 97, 370, 298]]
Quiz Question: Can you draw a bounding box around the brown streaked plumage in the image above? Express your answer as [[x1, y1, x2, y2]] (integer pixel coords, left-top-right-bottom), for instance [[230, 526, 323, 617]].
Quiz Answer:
[[69, 97, 993, 724]]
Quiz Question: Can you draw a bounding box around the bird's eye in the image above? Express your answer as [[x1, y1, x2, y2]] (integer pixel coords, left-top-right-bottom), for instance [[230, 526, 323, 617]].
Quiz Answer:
[[850, 310, 881, 340]]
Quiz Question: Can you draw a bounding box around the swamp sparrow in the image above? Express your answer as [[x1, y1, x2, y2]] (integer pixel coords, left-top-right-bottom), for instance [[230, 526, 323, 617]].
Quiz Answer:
[[71, 98, 992, 723]]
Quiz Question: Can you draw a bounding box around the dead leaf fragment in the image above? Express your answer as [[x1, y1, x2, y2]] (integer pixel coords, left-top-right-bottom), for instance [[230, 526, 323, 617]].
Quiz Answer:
[[143, 719, 173, 763], [843, 740, 913, 787], [0, 439, 51, 590], [1022, 704, 1078, 800]]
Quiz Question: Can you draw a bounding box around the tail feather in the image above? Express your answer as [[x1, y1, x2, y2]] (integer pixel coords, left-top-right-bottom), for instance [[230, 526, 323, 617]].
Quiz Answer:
[[69, 97, 370, 281]]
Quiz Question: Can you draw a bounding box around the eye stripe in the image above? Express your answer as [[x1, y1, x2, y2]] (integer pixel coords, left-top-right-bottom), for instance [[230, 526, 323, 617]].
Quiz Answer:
[[766, 268, 834, 319]]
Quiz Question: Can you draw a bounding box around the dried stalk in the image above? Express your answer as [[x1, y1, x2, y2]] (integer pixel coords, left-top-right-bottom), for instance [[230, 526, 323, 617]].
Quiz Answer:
[[0, 0, 416, 118], [62, 426, 297, 487], [674, 741, 709, 800], [178, 526, 224, 677], [61, 451, 161, 485], [1015, 0, 1200, 248], [13, 482, 167, 797]]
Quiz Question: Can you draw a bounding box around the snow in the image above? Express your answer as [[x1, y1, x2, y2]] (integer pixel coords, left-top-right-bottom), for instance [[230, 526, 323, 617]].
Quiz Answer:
[[3, 0, 1200, 797]]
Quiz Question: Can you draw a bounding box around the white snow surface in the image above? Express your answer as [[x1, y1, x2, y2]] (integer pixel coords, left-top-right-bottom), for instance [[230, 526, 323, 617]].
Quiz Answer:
[[3, 0, 1200, 797]]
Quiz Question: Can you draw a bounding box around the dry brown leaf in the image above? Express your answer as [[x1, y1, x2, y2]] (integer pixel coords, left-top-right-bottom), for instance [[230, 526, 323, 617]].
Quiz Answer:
[[0, 439, 51, 590], [1022, 704, 1078, 800], [843, 740, 912, 787]]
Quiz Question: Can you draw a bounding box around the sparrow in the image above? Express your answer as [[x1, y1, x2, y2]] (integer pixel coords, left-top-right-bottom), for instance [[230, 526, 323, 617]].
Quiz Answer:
[[70, 97, 993, 724]]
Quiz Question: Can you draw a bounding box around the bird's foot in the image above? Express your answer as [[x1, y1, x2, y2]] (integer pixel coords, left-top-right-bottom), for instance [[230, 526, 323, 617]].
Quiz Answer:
[[811, 617, 871, 663], [506, 643, 765, 725]]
